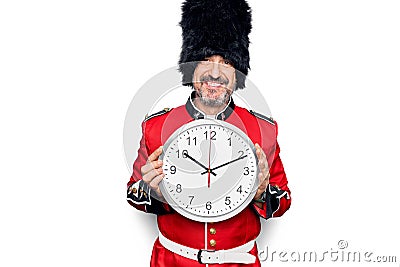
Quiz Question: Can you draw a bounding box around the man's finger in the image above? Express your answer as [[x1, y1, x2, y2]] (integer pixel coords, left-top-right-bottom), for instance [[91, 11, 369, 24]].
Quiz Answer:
[[141, 160, 163, 175], [258, 157, 269, 173], [255, 144, 269, 173], [255, 144, 266, 162], [147, 146, 163, 163], [257, 173, 268, 190], [255, 143, 261, 158], [258, 172, 268, 183], [149, 173, 165, 190], [142, 168, 163, 184]]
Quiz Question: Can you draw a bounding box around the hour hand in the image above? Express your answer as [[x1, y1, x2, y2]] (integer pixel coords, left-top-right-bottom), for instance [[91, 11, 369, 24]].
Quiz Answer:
[[182, 151, 217, 176]]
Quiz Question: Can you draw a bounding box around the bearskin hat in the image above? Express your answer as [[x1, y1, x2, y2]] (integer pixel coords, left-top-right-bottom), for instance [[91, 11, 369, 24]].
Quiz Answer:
[[179, 0, 252, 89]]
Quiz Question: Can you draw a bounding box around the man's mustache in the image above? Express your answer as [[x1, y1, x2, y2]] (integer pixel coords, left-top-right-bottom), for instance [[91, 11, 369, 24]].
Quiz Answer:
[[199, 75, 229, 85]]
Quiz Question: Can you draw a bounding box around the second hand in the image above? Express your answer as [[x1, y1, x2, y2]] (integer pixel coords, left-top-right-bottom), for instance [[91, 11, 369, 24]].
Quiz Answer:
[[207, 129, 212, 188]]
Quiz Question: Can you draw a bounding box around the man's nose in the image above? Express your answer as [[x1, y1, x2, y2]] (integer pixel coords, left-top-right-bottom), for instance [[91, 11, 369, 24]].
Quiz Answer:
[[210, 62, 222, 78]]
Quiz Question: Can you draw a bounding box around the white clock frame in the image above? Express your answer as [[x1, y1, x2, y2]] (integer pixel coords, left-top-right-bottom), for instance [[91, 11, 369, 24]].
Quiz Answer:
[[159, 119, 259, 222]]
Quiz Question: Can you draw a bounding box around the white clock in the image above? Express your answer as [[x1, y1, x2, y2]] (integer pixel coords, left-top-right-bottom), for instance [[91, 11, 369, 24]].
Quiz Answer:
[[159, 119, 259, 222]]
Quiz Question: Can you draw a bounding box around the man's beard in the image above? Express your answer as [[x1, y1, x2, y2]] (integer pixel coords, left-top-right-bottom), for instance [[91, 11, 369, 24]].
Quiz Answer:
[[196, 75, 231, 107], [197, 88, 230, 107]]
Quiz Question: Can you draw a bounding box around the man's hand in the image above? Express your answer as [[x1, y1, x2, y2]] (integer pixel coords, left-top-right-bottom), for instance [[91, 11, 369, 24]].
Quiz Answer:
[[253, 143, 270, 205], [141, 146, 165, 198]]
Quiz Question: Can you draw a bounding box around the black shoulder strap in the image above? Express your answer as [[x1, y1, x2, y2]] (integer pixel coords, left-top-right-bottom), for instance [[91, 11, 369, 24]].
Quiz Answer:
[[249, 110, 275, 125], [144, 108, 171, 122]]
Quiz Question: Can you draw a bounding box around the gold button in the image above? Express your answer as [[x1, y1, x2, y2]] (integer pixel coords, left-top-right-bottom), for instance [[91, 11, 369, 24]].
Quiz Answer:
[[209, 228, 216, 235], [132, 188, 137, 194], [209, 239, 216, 247]]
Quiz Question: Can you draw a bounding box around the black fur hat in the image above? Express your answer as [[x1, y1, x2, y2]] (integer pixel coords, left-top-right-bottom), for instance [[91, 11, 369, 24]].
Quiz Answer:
[[179, 0, 252, 89]]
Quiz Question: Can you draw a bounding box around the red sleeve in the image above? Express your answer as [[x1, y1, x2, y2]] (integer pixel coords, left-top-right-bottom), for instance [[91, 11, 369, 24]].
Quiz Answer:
[[126, 121, 172, 215], [252, 122, 291, 219], [127, 122, 148, 188]]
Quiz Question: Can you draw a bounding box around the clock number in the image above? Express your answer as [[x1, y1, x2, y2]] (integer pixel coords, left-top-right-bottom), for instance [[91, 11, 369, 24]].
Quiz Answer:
[[204, 130, 216, 140], [186, 136, 197, 146], [176, 184, 182, 193], [243, 167, 249, 175], [206, 201, 212, 210], [238, 150, 244, 157], [177, 149, 188, 158], [188, 195, 194, 205], [225, 196, 231, 205], [170, 165, 176, 174], [237, 185, 242, 194], [228, 137, 232, 146]]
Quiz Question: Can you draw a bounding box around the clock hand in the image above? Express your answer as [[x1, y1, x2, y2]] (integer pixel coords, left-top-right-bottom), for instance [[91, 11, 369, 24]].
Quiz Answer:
[[207, 130, 212, 188], [182, 151, 217, 176], [201, 155, 248, 175]]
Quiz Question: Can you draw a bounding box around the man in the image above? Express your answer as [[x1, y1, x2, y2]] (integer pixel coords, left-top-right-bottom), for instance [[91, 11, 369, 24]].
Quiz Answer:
[[127, 0, 291, 266]]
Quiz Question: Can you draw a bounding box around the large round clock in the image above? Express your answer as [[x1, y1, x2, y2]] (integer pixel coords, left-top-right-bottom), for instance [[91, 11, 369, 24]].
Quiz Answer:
[[159, 119, 259, 222]]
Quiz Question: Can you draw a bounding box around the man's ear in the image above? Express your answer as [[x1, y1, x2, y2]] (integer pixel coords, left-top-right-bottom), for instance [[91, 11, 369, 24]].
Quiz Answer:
[[235, 69, 246, 90]]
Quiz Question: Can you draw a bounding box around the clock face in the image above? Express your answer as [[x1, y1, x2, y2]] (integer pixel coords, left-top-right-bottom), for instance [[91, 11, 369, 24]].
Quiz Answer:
[[159, 119, 258, 222]]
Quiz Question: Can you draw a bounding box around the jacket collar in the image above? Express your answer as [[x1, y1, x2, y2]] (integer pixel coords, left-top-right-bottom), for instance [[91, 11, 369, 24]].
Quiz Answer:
[[185, 91, 235, 120]]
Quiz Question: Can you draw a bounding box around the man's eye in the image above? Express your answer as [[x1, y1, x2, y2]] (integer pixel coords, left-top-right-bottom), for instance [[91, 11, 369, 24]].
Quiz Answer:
[[224, 60, 233, 66]]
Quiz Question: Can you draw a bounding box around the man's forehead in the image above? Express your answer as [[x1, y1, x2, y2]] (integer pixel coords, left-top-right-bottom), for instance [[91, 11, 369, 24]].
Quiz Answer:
[[204, 55, 228, 60]]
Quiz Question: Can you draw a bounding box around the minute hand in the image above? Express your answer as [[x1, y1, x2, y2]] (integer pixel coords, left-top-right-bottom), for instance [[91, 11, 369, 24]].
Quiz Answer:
[[183, 152, 217, 176], [201, 155, 248, 175]]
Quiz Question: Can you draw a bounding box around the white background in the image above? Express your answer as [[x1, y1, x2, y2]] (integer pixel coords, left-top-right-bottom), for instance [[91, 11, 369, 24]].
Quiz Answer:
[[1, 1, 399, 266]]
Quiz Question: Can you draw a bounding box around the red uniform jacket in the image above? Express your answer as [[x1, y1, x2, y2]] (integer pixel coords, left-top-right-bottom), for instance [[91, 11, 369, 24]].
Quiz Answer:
[[127, 93, 291, 266]]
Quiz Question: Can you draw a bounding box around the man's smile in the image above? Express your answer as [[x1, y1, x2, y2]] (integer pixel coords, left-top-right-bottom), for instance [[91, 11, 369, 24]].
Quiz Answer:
[[204, 81, 224, 90], [206, 81, 223, 87]]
